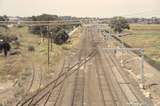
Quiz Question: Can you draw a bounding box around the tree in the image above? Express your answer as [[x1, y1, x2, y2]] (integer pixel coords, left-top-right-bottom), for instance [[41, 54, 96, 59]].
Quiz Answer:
[[0, 15, 9, 29], [54, 29, 69, 44], [30, 14, 58, 21], [29, 14, 59, 36], [109, 16, 130, 33], [0, 15, 9, 21], [28, 14, 76, 45]]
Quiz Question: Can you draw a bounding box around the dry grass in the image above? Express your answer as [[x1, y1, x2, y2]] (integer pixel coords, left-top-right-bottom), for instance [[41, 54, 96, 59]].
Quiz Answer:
[[130, 24, 160, 31], [0, 26, 81, 81], [121, 24, 160, 64], [0, 26, 81, 104]]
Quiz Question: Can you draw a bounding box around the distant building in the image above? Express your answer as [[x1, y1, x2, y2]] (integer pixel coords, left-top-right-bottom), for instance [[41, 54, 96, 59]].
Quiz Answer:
[[8, 16, 21, 21], [59, 16, 78, 20], [127, 17, 160, 24], [7, 16, 21, 27]]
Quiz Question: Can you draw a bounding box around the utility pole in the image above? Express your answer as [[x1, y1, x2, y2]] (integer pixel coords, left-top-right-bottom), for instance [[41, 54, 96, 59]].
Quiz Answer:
[[50, 32, 53, 51], [109, 28, 111, 46], [47, 25, 50, 68], [117, 33, 125, 65], [40, 26, 43, 43], [108, 28, 112, 48]]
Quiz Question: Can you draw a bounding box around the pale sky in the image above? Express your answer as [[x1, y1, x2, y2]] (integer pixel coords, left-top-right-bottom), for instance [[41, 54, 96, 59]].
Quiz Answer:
[[0, 0, 160, 18]]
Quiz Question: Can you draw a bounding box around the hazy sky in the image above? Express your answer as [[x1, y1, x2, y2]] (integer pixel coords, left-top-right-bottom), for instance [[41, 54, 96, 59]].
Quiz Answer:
[[0, 0, 160, 17]]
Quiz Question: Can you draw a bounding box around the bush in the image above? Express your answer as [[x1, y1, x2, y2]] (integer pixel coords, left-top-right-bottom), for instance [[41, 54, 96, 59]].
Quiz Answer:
[[109, 16, 130, 33], [54, 29, 69, 44], [28, 45, 35, 52]]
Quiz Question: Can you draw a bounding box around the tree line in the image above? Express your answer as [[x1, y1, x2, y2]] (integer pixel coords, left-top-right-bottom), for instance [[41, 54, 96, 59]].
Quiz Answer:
[[28, 14, 80, 44]]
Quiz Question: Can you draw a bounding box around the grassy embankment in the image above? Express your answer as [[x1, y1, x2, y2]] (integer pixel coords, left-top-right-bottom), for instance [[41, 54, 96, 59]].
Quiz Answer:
[[121, 24, 160, 66], [0, 26, 81, 82]]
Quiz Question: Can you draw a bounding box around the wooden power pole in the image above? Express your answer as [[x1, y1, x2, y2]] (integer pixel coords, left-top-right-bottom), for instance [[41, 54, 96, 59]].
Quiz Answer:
[[47, 26, 50, 67]]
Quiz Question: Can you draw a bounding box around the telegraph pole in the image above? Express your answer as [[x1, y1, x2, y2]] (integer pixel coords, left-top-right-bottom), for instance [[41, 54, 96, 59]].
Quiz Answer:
[[109, 28, 111, 47], [40, 26, 43, 43], [50, 32, 53, 51], [47, 25, 50, 68]]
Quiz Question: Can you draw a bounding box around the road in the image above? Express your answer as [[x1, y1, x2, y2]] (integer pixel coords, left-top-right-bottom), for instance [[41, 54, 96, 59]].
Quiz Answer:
[[17, 25, 153, 106]]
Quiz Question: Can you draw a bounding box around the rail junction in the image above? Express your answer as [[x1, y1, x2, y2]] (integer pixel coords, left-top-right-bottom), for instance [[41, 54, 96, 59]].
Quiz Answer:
[[0, 21, 153, 106], [10, 22, 152, 106]]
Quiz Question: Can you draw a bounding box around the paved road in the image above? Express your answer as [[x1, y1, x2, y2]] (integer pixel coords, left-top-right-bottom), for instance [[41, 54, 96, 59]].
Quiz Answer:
[[17, 25, 153, 106]]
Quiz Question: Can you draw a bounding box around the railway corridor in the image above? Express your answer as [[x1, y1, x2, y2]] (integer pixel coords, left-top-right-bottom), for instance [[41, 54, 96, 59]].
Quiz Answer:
[[17, 25, 153, 106]]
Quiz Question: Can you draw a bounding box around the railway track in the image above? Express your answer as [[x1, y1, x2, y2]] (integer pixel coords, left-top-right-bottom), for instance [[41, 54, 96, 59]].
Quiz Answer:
[[94, 54, 117, 106], [90, 25, 152, 106], [105, 47, 153, 106], [16, 43, 96, 106], [71, 27, 95, 106], [14, 24, 153, 106], [91, 26, 124, 106]]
